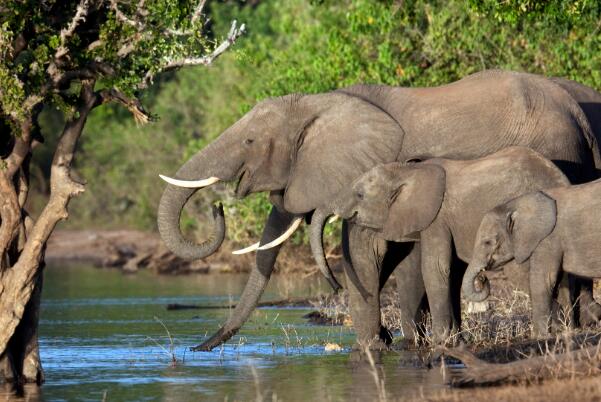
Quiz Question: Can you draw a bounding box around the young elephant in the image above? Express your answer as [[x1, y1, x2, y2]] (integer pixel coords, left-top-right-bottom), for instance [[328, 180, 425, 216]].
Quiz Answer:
[[310, 146, 571, 342], [464, 178, 601, 337]]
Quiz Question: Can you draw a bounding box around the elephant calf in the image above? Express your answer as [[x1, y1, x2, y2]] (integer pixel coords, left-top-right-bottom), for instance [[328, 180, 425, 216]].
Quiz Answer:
[[310, 146, 571, 342], [464, 178, 601, 337]]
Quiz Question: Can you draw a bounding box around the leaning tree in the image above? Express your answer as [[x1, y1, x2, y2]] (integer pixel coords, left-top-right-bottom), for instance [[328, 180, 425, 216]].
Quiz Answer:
[[0, 0, 244, 384]]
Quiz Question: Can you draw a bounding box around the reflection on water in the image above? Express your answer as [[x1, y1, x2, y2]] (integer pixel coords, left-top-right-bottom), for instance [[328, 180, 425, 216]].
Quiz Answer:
[[35, 264, 447, 401]]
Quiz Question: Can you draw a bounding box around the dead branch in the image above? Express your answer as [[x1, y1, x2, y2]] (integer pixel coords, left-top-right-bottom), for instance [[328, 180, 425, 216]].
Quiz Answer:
[[55, 0, 93, 60], [164, 20, 246, 69], [191, 0, 207, 23], [99, 88, 152, 124], [140, 19, 245, 89], [108, 0, 143, 29], [443, 344, 601, 387]]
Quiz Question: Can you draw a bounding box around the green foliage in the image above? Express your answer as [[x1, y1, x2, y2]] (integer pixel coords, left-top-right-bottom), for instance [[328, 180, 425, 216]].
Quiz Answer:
[[468, 0, 601, 26], [55, 0, 601, 247], [0, 0, 223, 131]]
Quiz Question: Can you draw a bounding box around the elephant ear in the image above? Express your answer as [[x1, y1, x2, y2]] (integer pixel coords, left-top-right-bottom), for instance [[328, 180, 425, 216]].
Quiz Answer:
[[283, 94, 404, 214], [507, 191, 557, 263], [382, 164, 446, 242]]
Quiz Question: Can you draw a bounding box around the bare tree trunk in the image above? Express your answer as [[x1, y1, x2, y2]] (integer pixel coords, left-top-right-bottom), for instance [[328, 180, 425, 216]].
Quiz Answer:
[[0, 81, 97, 384]]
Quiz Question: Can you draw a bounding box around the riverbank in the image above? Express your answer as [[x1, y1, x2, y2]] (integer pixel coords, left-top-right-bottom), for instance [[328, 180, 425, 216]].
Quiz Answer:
[[46, 229, 335, 275], [43, 237, 599, 401]]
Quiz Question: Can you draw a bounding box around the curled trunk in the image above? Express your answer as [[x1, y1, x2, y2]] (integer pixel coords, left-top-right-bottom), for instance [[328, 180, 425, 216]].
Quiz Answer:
[[157, 143, 233, 260], [462, 263, 490, 303], [193, 208, 293, 351]]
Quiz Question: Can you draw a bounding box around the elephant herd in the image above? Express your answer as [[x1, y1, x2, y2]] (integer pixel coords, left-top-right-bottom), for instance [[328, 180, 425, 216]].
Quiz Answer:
[[157, 69, 601, 351]]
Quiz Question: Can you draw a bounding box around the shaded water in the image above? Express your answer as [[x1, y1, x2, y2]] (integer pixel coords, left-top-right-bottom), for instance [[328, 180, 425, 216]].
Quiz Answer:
[[35, 264, 447, 401]]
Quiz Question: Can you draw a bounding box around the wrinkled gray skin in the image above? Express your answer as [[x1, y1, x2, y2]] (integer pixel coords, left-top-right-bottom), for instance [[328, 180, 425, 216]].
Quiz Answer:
[[158, 70, 601, 351], [310, 147, 572, 342], [464, 178, 601, 337]]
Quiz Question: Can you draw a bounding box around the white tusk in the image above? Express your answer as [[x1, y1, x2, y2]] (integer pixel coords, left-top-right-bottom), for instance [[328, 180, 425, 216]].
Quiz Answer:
[[257, 217, 303, 250], [328, 215, 340, 224], [232, 242, 260, 255], [159, 175, 220, 188]]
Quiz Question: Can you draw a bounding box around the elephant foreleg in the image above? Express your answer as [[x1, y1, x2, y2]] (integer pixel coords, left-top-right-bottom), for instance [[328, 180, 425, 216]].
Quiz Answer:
[[393, 243, 428, 345], [343, 222, 389, 349], [420, 228, 454, 343]]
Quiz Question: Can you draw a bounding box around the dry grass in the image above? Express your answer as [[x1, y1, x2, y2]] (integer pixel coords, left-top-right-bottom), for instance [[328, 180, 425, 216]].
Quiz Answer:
[[407, 375, 601, 402]]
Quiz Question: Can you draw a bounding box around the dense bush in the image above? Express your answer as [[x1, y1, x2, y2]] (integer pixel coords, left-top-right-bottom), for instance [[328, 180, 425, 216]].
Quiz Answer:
[[40, 0, 601, 246]]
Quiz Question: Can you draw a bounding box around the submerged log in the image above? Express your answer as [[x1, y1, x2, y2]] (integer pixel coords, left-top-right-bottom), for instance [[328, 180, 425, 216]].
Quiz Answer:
[[443, 344, 601, 387], [166, 296, 324, 310]]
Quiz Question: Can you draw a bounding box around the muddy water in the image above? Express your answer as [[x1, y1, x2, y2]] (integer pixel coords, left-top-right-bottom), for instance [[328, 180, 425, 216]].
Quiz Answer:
[[35, 264, 447, 401]]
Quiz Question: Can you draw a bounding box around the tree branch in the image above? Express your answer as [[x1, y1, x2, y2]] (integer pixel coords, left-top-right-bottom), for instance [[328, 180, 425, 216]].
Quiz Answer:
[[6, 121, 33, 178], [98, 88, 152, 124], [140, 19, 246, 89], [51, 0, 94, 70], [109, 0, 144, 29], [0, 171, 20, 264], [191, 0, 207, 23]]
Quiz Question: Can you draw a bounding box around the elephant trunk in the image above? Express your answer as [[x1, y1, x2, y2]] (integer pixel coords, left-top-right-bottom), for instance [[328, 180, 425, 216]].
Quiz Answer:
[[157, 141, 239, 260], [462, 262, 490, 303], [193, 208, 293, 351], [309, 208, 343, 292]]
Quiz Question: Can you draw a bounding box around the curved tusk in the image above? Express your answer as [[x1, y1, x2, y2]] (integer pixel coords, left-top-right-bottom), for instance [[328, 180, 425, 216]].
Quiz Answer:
[[327, 215, 340, 224], [159, 174, 220, 188], [257, 217, 303, 251], [232, 242, 260, 255]]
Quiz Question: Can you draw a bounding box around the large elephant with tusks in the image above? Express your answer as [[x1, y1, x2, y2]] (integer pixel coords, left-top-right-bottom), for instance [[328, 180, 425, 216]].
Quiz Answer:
[[157, 70, 601, 351]]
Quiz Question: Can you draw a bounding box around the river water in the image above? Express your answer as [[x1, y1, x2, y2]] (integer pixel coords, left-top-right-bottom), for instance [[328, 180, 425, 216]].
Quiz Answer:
[[33, 264, 447, 401]]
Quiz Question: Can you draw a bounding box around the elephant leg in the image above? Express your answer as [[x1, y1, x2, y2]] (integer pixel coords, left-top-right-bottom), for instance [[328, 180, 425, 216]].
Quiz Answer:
[[343, 222, 389, 349], [449, 255, 467, 333], [420, 228, 454, 343], [503, 262, 574, 329], [551, 272, 575, 330], [393, 243, 428, 344], [529, 248, 562, 338], [575, 277, 601, 327]]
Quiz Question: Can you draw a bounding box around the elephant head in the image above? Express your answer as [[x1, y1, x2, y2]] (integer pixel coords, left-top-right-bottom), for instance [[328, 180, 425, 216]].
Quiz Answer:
[[309, 162, 446, 299], [158, 92, 404, 349], [462, 191, 557, 302]]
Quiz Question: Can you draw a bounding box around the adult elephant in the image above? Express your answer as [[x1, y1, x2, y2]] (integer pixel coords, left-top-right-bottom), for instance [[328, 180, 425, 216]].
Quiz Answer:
[[157, 70, 601, 351]]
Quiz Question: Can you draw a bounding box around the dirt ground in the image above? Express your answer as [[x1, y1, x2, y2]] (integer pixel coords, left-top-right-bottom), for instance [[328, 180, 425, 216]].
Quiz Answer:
[[45, 229, 262, 274]]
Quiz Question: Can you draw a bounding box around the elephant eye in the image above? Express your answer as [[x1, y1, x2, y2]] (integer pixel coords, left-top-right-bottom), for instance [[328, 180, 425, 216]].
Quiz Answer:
[[244, 138, 254, 145], [483, 239, 493, 246], [356, 192, 364, 200]]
